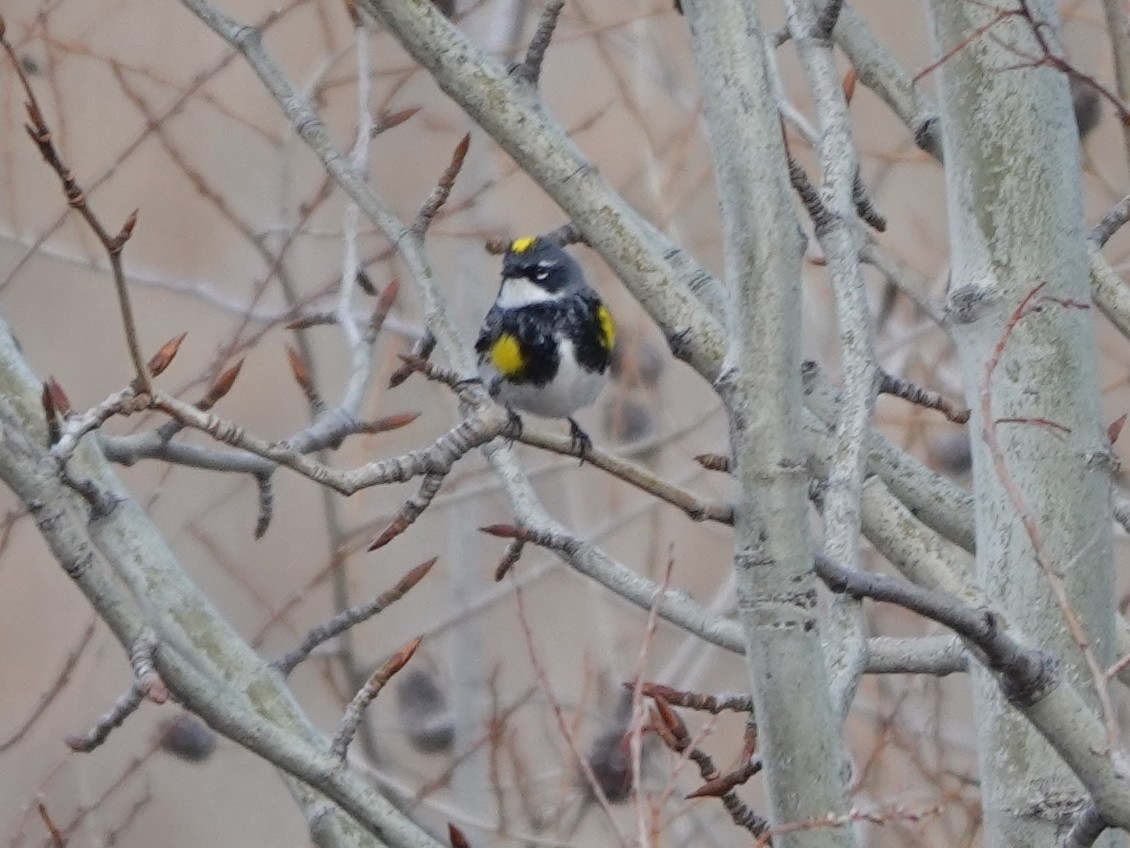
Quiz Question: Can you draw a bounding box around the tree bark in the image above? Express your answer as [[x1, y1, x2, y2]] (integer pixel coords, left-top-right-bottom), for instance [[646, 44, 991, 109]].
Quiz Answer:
[[926, 3, 1119, 846], [684, 2, 853, 846]]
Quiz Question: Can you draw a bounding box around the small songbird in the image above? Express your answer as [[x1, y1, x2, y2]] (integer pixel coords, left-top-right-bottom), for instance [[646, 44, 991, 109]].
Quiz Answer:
[[475, 236, 615, 454]]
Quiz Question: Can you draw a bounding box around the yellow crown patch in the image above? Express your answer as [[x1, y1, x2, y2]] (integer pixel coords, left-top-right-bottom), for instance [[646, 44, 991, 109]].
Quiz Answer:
[[509, 236, 537, 254]]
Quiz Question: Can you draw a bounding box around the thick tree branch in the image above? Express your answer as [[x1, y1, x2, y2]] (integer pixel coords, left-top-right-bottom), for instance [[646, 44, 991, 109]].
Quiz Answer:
[[684, 0, 851, 845]]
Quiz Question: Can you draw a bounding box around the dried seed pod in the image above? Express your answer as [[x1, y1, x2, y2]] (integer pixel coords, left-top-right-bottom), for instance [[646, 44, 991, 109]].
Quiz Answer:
[[602, 393, 656, 443], [1070, 75, 1101, 141], [157, 713, 218, 763], [610, 337, 666, 389], [396, 668, 455, 754], [585, 725, 633, 803], [929, 428, 972, 476]]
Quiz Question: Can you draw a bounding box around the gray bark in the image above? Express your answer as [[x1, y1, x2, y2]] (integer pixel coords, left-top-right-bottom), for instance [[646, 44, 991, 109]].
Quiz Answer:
[[926, 3, 1119, 846], [684, 2, 852, 846]]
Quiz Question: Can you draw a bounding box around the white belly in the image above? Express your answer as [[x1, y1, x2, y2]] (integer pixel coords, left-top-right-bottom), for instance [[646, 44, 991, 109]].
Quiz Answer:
[[483, 338, 606, 419]]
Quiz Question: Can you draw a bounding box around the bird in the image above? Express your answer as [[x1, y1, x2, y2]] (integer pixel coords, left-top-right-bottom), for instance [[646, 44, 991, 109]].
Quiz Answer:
[[475, 236, 615, 455]]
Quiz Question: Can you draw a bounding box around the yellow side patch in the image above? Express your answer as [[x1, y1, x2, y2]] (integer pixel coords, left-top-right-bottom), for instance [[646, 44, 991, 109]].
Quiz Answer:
[[509, 236, 536, 254], [489, 333, 526, 376], [596, 304, 616, 350]]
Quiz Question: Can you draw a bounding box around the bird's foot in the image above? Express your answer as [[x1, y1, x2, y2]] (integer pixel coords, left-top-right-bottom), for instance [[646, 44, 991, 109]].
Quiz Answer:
[[568, 418, 593, 463], [504, 407, 524, 444]]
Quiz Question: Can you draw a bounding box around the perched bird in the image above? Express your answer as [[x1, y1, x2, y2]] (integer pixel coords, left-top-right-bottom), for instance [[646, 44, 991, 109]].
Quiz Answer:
[[475, 236, 615, 454]]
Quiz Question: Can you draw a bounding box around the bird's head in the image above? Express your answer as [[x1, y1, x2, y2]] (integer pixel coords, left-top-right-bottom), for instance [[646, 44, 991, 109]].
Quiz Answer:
[[496, 237, 585, 307]]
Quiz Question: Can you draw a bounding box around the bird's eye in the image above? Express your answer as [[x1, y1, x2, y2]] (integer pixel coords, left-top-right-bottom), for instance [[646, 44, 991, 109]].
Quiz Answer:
[[534, 270, 550, 281]]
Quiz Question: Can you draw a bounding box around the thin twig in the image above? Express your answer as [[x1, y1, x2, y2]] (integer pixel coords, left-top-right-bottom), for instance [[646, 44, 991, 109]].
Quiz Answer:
[[512, 578, 630, 846], [0, 25, 150, 392], [649, 696, 768, 836], [66, 682, 146, 752], [515, 0, 566, 86], [979, 284, 1121, 750], [0, 618, 96, 752], [633, 682, 753, 714], [879, 370, 970, 423], [412, 133, 470, 233], [274, 558, 436, 675], [367, 472, 445, 551], [629, 555, 675, 843], [37, 802, 66, 848], [331, 635, 422, 760], [515, 428, 734, 524], [1090, 195, 1130, 248], [253, 473, 274, 538], [753, 803, 943, 847]]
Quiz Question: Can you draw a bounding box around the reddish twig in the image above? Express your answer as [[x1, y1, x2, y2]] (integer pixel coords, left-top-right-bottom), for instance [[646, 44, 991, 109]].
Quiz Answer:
[[648, 695, 768, 836], [631, 681, 753, 714], [629, 555, 675, 844], [512, 578, 630, 846], [37, 801, 66, 848], [913, 8, 1020, 82]]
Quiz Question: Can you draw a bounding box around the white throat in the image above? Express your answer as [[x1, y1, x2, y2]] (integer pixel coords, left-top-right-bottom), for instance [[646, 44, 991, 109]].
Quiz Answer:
[[496, 276, 562, 309]]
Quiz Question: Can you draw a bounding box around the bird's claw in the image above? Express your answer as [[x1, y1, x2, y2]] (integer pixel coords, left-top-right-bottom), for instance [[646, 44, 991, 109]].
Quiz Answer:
[[505, 407, 524, 443], [568, 418, 592, 463]]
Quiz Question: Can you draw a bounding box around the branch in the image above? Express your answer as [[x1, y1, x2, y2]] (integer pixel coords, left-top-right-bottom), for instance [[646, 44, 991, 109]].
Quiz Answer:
[[0, 325, 438, 848], [151, 390, 506, 495], [513, 0, 566, 86], [816, 551, 1130, 831], [353, 0, 727, 380], [787, 0, 882, 721], [65, 681, 146, 752], [274, 558, 436, 676], [832, 6, 942, 158], [815, 553, 1050, 697], [878, 370, 969, 424], [684, 0, 852, 840], [0, 23, 150, 392], [1090, 194, 1130, 248], [1063, 804, 1107, 848], [331, 636, 422, 760]]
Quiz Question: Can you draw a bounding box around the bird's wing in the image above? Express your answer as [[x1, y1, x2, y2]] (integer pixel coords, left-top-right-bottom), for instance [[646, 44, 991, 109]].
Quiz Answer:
[[474, 305, 506, 358]]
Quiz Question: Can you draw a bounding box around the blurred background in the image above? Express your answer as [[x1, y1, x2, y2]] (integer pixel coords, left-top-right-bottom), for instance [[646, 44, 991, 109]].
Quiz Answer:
[[0, 1, 1126, 845]]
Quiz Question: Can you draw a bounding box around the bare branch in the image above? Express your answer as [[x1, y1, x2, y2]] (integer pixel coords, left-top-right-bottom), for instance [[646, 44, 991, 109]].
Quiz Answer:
[[66, 681, 146, 753], [0, 29, 150, 392], [412, 133, 471, 234], [1090, 194, 1130, 248], [514, 0, 566, 86], [331, 636, 422, 760], [878, 370, 970, 423]]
